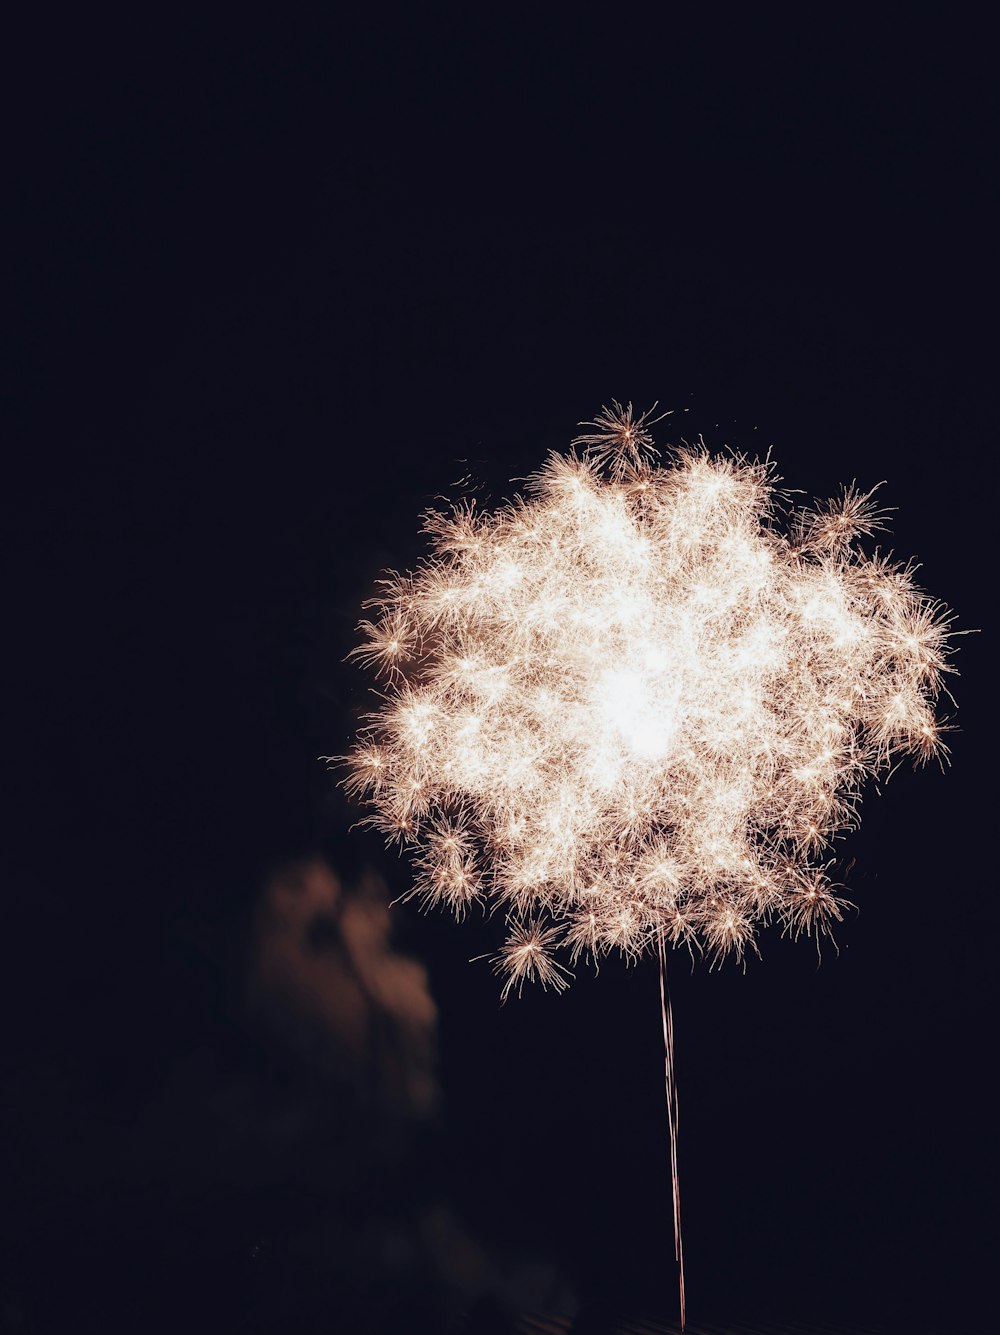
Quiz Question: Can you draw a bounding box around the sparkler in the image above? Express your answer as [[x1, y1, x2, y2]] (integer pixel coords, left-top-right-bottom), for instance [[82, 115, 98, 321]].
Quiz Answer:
[[342, 403, 956, 1325]]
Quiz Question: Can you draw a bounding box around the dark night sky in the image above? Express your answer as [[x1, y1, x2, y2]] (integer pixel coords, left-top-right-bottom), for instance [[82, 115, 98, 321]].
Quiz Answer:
[[4, 14, 996, 1335]]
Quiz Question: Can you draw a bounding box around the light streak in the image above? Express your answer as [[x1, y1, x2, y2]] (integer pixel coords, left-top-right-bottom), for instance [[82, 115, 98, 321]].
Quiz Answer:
[[659, 942, 684, 1329]]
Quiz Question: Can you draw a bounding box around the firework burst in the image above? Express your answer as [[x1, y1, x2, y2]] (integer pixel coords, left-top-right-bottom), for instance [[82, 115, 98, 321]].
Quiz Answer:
[[345, 404, 955, 987]]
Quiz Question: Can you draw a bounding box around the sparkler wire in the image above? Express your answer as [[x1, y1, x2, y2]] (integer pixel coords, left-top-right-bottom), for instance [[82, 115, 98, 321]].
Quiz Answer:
[[658, 934, 686, 1328]]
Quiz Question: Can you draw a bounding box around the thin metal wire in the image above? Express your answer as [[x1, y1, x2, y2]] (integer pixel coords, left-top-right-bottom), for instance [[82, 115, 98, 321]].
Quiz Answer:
[[658, 937, 686, 1330]]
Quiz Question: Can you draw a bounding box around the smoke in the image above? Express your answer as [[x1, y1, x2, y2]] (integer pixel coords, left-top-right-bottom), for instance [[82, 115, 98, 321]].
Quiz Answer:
[[247, 859, 577, 1330], [251, 858, 438, 1117]]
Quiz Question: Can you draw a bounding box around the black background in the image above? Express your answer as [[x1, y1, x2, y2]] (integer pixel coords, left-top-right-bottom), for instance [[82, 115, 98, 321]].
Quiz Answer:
[[5, 13, 996, 1334]]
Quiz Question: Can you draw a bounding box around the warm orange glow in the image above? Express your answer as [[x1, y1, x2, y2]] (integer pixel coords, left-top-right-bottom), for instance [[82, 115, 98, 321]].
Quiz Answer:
[[344, 404, 956, 994]]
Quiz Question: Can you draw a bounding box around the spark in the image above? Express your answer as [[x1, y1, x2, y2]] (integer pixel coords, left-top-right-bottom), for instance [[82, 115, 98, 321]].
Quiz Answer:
[[345, 407, 956, 989], [572, 400, 668, 478], [491, 918, 573, 1001]]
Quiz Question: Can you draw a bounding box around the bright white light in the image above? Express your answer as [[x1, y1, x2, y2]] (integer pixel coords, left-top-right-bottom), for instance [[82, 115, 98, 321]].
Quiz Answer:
[[598, 668, 678, 760], [345, 403, 956, 990]]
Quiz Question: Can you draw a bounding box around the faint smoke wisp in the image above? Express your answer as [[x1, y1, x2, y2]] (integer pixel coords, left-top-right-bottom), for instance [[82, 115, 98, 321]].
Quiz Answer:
[[251, 859, 438, 1116]]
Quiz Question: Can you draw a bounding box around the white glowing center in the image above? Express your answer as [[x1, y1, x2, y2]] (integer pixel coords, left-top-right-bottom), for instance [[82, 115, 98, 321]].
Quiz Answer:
[[598, 667, 678, 761]]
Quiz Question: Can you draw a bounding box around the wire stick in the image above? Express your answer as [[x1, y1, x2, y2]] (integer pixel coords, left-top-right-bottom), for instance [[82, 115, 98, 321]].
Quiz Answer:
[[658, 936, 686, 1330]]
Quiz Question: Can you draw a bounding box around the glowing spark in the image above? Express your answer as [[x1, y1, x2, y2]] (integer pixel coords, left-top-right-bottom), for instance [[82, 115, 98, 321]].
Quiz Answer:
[[572, 399, 667, 478], [346, 408, 956, 987], [492, 919, 573, 1001]]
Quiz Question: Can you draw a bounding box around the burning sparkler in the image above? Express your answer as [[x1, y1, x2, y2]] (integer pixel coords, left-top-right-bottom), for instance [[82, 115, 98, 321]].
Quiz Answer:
[[341, 403, 956, 1325]]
